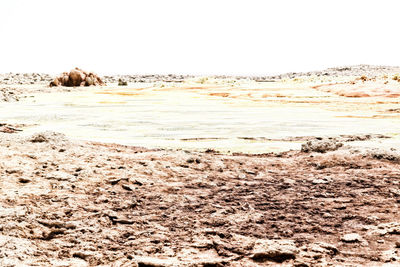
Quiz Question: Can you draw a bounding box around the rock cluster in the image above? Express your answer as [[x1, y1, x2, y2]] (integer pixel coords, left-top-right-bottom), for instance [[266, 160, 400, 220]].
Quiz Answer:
[[0, 73, 52, 85], [103, 74, 193, 84], [270, 64, 400, 80], [103, 74, 275, 83], [301, 138, 343, 153], [1, 65, 400, 85], [49, 68, 105, 87], [0, 87, 20, 102]]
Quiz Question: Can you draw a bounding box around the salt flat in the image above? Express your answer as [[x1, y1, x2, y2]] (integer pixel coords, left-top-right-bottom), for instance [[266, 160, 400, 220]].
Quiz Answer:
[[1, 79, 399, 153]]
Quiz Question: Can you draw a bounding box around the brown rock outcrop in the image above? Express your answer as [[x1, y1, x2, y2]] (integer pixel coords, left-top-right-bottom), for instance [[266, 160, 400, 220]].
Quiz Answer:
[[49, 68, 105, 87]]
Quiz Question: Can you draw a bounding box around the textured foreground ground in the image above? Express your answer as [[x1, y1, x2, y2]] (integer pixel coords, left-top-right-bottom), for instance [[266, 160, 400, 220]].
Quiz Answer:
[[1, 65, 400, 266], [0, 132, 399, 266]]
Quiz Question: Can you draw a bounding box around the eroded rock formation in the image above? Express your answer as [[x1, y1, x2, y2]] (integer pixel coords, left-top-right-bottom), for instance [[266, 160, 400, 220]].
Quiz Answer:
[[49, 68, 105, 87]]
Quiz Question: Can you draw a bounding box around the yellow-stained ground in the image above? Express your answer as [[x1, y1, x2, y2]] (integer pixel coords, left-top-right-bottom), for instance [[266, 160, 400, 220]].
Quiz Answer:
[[1, 79, 400, 153]]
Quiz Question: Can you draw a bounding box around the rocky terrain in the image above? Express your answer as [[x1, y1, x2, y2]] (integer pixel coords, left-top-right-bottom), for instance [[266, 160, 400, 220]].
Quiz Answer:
[[2, 65, 400, 86], [269, 65, 400, 80], [0, 132, 399, 266], [0, 73, 53, 85], [1, 65, 400, 266], [0, 87, 21, 102], [101, 65, 400, 83]]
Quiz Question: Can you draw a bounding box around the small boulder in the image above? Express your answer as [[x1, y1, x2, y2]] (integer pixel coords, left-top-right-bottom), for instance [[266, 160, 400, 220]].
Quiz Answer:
[[50, 78, 60, 87], [341, 233, 362, 243], [62, 75, 69, 85], [380, 249, 400, 262], [118, 79, 128, 86], [252, 239, 299, 263], [311, 242, 339, 255], [18, 177, 32, 183], [85, 76, 94, 86], [45, 171, 74, 181], [28, 131, 68, 144], [133, 256, 177, 266]]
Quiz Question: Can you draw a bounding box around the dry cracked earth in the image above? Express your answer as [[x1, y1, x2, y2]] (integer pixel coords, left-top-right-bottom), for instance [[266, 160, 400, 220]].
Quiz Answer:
[[0, 131, 399, 266], [1, 65, 400, 266]]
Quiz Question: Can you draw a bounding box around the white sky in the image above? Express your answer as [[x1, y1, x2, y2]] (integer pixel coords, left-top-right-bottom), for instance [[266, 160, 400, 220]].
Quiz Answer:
[[0, 0, 399, 75]]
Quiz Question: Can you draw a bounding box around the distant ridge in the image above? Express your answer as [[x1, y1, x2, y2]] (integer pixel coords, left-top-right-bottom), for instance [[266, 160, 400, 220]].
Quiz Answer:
[[266, 64, 400, 80], [1, 65, 400, 85]]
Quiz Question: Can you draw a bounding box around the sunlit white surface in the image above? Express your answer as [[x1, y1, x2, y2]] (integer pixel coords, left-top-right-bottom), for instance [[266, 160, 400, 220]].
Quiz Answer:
[[1, 84, 400, 153]]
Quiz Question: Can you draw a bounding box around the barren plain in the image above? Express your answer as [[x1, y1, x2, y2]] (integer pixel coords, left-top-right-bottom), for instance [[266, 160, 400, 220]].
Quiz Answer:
[[0, 65, 399, 266]]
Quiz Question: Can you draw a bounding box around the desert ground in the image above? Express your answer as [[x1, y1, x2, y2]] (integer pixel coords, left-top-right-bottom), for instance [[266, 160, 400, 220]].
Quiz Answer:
[[0, 65, 400, 266]]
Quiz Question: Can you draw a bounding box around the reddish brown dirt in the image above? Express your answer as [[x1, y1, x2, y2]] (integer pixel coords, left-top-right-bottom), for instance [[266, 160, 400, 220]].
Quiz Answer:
[[0, 133, 399, 266]]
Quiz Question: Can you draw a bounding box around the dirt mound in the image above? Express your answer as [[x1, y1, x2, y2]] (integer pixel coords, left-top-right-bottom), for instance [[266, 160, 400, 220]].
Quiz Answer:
[[50, 68, 105, 87]]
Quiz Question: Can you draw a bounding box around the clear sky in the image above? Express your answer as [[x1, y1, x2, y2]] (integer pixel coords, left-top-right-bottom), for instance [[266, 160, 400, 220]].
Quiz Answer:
[[0, 0, 399, 75]]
